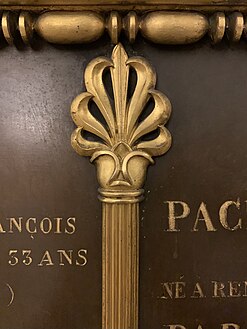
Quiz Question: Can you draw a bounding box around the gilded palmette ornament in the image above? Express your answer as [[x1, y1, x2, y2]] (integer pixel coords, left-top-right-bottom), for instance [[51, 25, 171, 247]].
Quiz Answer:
[[71, 43, 172, 191], [70, 43, 172, 329]]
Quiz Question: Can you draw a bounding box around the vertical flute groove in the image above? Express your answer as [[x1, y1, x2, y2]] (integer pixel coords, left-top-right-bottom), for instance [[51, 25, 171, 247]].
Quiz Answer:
[[102, 201, 139, 329]]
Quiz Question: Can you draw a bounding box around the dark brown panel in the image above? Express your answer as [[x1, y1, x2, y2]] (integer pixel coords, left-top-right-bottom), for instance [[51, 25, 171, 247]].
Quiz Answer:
[[0, 38, 247, 328]]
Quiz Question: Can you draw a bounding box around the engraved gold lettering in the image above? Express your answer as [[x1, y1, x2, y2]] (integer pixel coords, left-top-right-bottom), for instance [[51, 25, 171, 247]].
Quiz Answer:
[[26, 218, 37, 234], [22, 250, 32, 266], [0, 222, 6, 233], [161, 282, 174, 299], [0, 217, 77, 234], [76, 249, 88, 266], [228, 281, 241, 297], [7, 249, 87, 267], [65, 217, 76, 234], [166, 201, 190, 232], [191, 282, 205, 298], [8, 250, 18, 266], [161, 282, 185, 299], [40, 217, 53, 234], [54, 217, 63, 234], [57, 249, 73, 265], [192, 202, 216, 232], [212, 281, 226, 298], [219, 199, 242, 230], [38, 250, 54, 266], [175, 282, 186, 299], [7, 217, 22, 233]]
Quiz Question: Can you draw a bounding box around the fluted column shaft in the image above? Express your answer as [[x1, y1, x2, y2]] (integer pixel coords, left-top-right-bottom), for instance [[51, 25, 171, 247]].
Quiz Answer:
[[100, 190, 141, 329]]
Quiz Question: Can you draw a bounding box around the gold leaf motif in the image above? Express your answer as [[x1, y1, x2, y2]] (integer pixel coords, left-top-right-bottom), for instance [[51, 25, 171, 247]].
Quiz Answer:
[[71, 43, 172, 189]]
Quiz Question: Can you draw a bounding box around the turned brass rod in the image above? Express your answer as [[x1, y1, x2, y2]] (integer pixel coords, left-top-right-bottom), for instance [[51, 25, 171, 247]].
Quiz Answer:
[[1, 10, 247, 46]]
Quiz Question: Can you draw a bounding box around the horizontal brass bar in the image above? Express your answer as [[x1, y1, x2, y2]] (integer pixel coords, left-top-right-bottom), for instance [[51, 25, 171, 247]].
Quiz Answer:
[[1, 10, 247, 46], [1, 0, 247, 5], [1, 0, 247, 12]]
